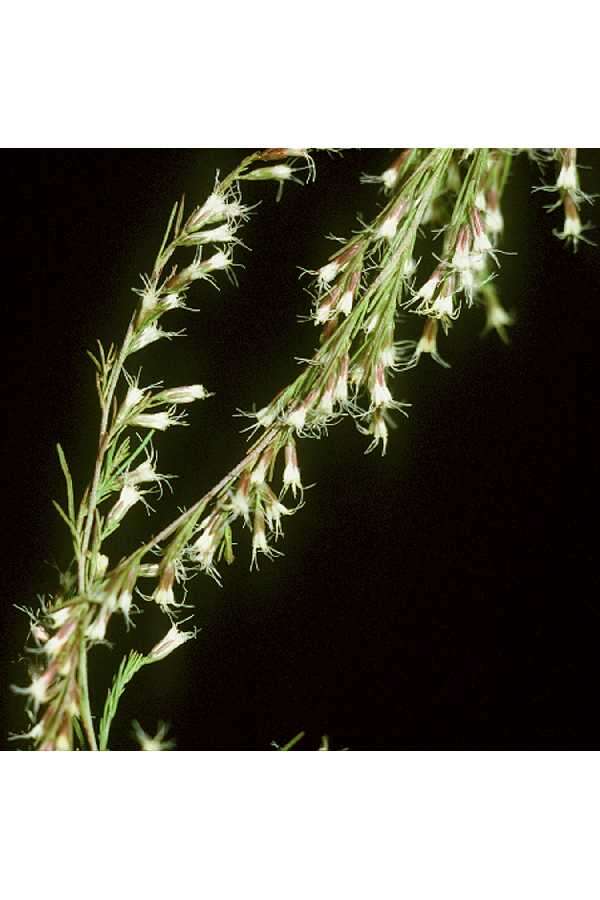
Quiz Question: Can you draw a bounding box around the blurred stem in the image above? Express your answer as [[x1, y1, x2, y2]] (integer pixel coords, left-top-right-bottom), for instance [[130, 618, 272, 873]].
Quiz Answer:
[[79, 640, 97, 751]]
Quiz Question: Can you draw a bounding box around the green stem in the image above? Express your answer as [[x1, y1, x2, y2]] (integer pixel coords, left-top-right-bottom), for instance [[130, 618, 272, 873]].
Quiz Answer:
[[79, 639, 97, 751]]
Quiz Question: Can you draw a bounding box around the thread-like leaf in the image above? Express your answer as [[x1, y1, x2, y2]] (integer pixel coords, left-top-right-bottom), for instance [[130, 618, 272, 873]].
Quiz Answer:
[[99, 650, 148, 751], [56, 443, 75, 525]]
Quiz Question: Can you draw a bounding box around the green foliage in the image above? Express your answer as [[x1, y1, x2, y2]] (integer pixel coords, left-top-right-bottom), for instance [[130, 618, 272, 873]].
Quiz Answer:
[[99, 651, 148, 751]]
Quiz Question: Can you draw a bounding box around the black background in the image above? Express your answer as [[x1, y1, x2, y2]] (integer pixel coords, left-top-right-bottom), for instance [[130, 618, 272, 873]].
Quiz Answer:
[[0, 149, 593, 750]]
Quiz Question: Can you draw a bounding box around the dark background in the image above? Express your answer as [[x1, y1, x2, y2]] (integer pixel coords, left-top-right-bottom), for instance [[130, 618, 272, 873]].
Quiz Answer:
[[0, 149, 593, 750]]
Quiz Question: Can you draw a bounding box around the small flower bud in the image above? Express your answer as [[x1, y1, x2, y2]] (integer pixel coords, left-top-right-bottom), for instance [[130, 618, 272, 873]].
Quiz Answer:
[[364, 313, 379, 334], [93, 553, 109, 579], [243, 164, 294, 182], [333, 355, 349, 405]]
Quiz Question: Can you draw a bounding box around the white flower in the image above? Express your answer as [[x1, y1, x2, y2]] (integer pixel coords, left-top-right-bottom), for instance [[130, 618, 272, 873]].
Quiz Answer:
[[403, 257, 417, 278], [364, 313, 379, 334], [377, 216, 399, 240], [371, 377, 392, 408], [192, 224, 236, 244], [271, 164, 293, 180], [432, 291, 455, 319], [316, 296, 335, 323], [86, 605, 111, 643], [250, 456, 269, 485], [160, 384, 209, 404], [482, 293, 514, 342], [557, 162, 577, 192], [12, 663, 59, 710], [44, 621, 76, 658], [244, 164, 294, 182], [47, 607, 71, 629], [148, 624, 196, 663], [287, 404, 306, 432], [380, 345, 397, 369], [197, 192, 229, 224], [255, 406, 275, 428], [337, 290, 353, 317], [55, 732, 71, 751], [108, 484, 142, 526], [333, 356, 349, 405], [264, 492, 291, 538], [31, 622, 49, 644], [118, 589, 133, 620], [130, 322, 163, 354], [282, 443, 302, 498], [414, 319, 450, 368], [159, 292, 182, 311], [204, 250, 231, 272], [131, 410, 180, 431], [318, 385, 335, 416], [475, 191, 487, 211], [485, 207, 504, 236], [318, 262, 339, 287], [132, 721, 175, 751], [123, 384, 145, 412], [473, 230, 492, 254], [452, 229, 473, 272], [416, 271, 440, 304], [369, 413, 388, 455], [359, 410, 389, 455], [191, 526, 220, 577], [94, 553, 109, 579], [382, 167, 398, 190], [250, 509, 281, 569], [563, 213, 581, 238], [230, 486, 251, 521], [125, 460, 159, 485]]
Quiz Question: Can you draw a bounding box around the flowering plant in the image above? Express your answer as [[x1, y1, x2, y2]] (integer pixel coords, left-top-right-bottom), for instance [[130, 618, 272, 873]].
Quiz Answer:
[[10, 148, 593, 750]]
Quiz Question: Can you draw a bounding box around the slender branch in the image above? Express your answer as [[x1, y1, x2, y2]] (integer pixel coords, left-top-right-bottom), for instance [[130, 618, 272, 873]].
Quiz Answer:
[[78, 636, 97, 751]]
